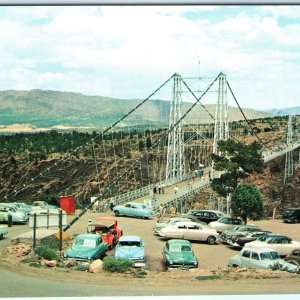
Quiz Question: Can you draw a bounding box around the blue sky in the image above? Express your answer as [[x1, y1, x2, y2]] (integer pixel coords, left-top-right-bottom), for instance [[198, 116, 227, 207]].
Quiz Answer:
[[0, 5, 300, 110]]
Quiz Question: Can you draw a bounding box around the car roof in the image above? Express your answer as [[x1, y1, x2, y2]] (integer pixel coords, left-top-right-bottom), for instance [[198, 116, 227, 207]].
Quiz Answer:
[[168, 239, 191, 245], [242, 247, 280, 254], [119, 235, 142, 242], [173, 221, 200, 226], [262, 233, 290, 238], [76, 234, 100, 240]]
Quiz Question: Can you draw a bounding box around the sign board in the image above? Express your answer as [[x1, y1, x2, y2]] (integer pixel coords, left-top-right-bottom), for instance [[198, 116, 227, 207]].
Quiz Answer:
[[29, 213, 67, 228]]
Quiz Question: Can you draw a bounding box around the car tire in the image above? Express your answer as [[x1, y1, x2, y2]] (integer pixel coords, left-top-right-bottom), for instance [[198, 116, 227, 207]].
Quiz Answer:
[[114, 210, 120, 217], [207, 236, 216, 245], [286, 260, 299, 267]]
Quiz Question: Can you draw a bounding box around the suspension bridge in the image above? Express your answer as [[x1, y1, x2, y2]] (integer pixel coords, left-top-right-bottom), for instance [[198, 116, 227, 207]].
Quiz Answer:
[[4, 72, 300, 232]]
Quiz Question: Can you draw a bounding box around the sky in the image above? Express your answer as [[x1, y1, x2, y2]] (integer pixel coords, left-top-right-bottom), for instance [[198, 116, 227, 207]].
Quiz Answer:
[[0, 5, 300, 110]]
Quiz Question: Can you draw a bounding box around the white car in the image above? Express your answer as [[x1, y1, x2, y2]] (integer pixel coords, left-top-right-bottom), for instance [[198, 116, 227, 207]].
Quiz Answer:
[[228, 247, 299, 273], [159, 221, 219, 245], [208, 217, 243, 233], [244, 234, 300, 257]]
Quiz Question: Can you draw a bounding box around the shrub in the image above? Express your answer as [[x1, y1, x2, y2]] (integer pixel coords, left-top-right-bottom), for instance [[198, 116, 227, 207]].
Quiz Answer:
[[103, 256, 133, 273], [34, 245, 58, 261]]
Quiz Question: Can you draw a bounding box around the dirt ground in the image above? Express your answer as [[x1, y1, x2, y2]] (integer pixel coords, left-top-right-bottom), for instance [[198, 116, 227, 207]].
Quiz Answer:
[[1, 211, 300, 296]]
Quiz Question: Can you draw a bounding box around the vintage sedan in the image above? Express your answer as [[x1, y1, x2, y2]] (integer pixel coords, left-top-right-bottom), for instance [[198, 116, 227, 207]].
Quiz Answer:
[[159, 221, 219, 245], [219, 224, 262, 243], [244, 234, 300, 256], [228, 231, 272, 249], [87, 217, 123, 248], [0, 204, 28, 224], [285, 249, 300, 267], [113, 202, 155, 219], [228, 247, 299, 273], [208, 217, 243, 233], [115, 235, 146, 267], [64, 234, 109, 261], [162, 239, 198, 269], [187, 209, 226, 224], [154, 216, 201, 235], [12, 202, 33, 215]]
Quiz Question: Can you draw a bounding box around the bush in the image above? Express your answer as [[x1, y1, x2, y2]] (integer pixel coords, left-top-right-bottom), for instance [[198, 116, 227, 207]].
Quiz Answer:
[[34, 245, 58, 261], [103, 256, 133, 273]]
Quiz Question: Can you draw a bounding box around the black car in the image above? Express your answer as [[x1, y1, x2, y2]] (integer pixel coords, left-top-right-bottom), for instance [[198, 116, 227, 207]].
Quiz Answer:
[[282, 208, 300, 223], [228, 230, 271, 249], [187, 210, 225, 224]]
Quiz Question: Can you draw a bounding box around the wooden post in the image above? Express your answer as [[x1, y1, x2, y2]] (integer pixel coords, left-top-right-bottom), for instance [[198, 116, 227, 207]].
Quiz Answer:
[[33, 213, 36, 250], [59, 209, 63, 252]]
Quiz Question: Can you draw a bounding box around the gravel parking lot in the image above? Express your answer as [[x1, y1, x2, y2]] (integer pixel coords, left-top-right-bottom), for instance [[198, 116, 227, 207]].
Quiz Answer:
[[1, 211, 300, 271]]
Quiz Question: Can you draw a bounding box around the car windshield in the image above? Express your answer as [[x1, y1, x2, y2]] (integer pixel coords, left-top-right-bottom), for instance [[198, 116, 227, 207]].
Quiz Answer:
[[74, 238, 96, 248], [169, 244, 191, 252], [260, 251, 280, 260], [141, 205, 147, 209]]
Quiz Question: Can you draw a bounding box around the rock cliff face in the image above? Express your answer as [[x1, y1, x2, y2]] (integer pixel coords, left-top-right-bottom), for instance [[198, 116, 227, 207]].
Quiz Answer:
[[0, 115, 299, 217]]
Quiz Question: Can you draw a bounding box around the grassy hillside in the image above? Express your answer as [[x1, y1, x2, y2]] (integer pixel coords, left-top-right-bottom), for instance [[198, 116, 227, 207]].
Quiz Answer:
[[0, 89, 271, 131]]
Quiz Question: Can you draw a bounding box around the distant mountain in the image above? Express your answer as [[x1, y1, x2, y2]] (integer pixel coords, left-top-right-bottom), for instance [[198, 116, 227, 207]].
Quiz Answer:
[[0, 89, 271, 132], [265, 106, 300, 116]]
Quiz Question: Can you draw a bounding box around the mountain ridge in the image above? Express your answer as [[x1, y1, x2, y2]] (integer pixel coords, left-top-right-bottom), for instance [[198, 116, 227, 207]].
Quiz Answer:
[[0, 89, 272, 132]]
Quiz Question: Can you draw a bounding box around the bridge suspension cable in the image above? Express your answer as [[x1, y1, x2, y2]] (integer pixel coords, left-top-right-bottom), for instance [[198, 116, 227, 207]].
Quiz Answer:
[[63, 72, 223, 231]]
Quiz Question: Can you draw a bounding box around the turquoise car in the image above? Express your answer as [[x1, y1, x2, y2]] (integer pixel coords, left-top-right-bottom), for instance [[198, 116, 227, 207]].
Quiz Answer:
[[162, 239, 198, 269], [113, 202, 155, 219], [64, 234, 109, 261], [115, 235, 146, 267]]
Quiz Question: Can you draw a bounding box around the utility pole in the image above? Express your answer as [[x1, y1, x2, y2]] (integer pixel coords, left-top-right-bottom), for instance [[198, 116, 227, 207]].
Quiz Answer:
[[284, 115, 294, 184], [166, 73, 185, 184]]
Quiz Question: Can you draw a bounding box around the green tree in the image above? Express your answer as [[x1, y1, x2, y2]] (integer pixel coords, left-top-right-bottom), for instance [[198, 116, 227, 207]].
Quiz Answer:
[[211, 139, 264, 198], [230, 184, 263, 224]]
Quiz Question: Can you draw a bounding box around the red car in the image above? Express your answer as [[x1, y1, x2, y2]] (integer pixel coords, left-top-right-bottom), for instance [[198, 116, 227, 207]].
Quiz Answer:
[[87, 217, 123, 248]]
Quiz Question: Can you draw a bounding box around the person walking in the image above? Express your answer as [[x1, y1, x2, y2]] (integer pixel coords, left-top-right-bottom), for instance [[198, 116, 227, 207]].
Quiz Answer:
[[174, 185, 179, 195], [109, 199, 115, 211]]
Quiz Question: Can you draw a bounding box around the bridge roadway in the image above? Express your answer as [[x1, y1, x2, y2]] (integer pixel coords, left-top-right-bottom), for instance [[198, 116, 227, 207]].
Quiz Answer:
[[109, 141, 300, 214]]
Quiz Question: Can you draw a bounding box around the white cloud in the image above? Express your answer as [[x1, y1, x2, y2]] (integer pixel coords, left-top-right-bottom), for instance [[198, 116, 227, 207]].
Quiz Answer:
[[0, 6, 299, 110]]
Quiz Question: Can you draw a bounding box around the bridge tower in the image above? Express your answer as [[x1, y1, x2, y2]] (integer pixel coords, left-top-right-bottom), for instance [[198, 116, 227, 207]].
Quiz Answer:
[[284, 115, 294, 184], [212, 73, 229, 172], [211, 73, 229, 213], [165, 73, 185, 183]]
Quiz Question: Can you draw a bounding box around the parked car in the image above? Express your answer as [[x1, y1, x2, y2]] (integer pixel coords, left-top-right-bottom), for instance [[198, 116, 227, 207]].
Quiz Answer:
[[153, 216, 204, 235], [219, 224, 262, 243], [228, 247, 299, 273], [227, 230, 272, 249], [187, 209, 226, 224], [159, 221, 219, 245], [115, 235, 146, 267], [113, 202, 155, 219], [282, 208, 300, 223], [87, 217, 123, 248], [208, 217, 243, 233], [284, 249, 300, 267], [0, 204, 28, 224], [31, 201, 59, 210], [0, 225, 8, 239], [64, 234, 109, 261], [12, 202, 33, 215], [244, 234, 300, 256], [162, 239, 198, 269]]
